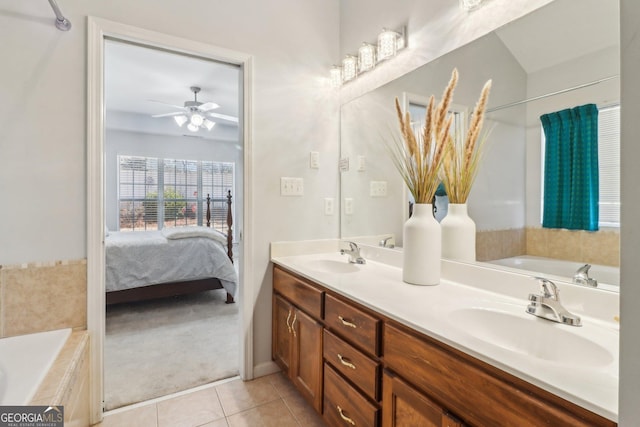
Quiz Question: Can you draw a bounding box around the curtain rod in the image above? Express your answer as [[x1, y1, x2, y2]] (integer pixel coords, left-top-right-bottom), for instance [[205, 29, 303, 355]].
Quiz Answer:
[[47, 0, 71, 31], [486, 75, 619, 114]]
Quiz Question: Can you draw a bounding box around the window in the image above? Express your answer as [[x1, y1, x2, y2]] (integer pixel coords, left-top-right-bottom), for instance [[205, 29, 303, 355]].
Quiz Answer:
[[540, 105, 620, 227], [118, 155, 234, 233]]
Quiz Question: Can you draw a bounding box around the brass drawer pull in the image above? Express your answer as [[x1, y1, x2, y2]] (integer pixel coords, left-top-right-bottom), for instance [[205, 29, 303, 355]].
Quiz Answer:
[[337, 353, 356, 370], [291, 312, 297, 337], [338, 315, 357, 328], [337, 405, 356, 425], [286, 309, 292, 333]]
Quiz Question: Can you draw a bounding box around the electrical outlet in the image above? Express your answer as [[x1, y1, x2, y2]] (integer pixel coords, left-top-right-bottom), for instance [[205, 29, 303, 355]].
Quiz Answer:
[[357, 155, 366, 171], [324, 198, 334, 215], [344, 198, 354, 215], [281, 177, 304, 196], [370, 181, 387, 197], [310, 151, 320, 169]]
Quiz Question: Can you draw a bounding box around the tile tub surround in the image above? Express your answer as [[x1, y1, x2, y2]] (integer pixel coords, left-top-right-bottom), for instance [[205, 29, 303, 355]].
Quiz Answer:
[[476, 227, 526, 261], [0, 259, 87, 337], [270, 240, 620, 421], [526, 227, 620, 267], [31, 330, 90, 427]]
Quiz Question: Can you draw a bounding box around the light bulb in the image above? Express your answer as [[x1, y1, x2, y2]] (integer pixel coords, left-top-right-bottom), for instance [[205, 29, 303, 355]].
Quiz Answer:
[[190, 113, 204, 126], [378, 28, 398, 62], [174, 115, 188, 127], [203, 119, 215, 131], [187, 123, 199, 132], [342, 55, 358, 82], [330, 66, 342, 88], [358, 43, 376, 73]]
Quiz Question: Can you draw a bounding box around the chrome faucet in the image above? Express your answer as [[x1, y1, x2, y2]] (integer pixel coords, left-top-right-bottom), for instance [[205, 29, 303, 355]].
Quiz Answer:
[[340, 241, 366, 264], [526, 277, 582, 326], [379, 236, 395, 248], [573, 264, 598, 287]]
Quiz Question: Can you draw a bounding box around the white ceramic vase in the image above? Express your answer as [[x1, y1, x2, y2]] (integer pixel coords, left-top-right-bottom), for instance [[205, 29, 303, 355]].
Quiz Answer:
[[402, 203, 441, 286], [441, 203, 476, 262]]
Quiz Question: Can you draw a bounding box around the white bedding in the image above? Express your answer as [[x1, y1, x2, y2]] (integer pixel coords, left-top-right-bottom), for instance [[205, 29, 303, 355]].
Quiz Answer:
[[105, 230, 237, 297]]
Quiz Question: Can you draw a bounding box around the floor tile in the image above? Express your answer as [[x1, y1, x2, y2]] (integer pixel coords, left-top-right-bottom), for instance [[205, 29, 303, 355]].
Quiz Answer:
[[266, 372, 299, 400], [216, 376, 280, 416], [283, 392, 326, 427], [98, 405, 158, 427], [226, 400, 298, 427], [200, 419, 229, 427], [157, 387, 225, 427]]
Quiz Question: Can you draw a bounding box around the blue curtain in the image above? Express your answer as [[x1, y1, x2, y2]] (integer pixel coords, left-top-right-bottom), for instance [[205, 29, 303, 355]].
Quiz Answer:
[[541, 104, 599, 231]]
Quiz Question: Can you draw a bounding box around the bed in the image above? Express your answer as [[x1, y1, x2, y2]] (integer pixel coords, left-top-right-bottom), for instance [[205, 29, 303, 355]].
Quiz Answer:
[[105, 192, 236, 305]]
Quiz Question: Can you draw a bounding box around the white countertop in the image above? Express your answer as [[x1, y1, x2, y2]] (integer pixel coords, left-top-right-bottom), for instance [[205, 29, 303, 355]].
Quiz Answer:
[[270, 243, 619, 422]]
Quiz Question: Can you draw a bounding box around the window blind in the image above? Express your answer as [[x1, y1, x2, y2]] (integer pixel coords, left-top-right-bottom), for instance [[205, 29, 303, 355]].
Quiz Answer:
[[598, 105, 620, 226]]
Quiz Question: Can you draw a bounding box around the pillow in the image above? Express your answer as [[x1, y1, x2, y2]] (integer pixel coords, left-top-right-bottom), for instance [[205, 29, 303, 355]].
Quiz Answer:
[[162, 226, 227, 244]]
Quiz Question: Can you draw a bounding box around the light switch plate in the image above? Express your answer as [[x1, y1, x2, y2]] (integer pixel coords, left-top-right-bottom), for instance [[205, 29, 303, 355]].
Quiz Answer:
[[281, 177, 304, 196], [357, 155, 366, 171], [370, 181, 387, 197]]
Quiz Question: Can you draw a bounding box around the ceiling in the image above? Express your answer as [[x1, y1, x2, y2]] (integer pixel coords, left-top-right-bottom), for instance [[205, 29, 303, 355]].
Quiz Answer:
[[495, 0, 619, 74], [104, 40, 241, 141]]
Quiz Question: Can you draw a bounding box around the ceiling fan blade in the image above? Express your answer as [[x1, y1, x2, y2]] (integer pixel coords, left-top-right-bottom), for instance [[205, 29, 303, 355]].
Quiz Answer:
[[197, 102, 220, 112], [152, 111, 186, 118], [207, 112, 239, 123], [148, 99, 187, 110]]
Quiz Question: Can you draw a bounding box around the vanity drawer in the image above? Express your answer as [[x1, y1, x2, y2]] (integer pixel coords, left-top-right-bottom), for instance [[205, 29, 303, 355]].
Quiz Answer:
[[383, 322, 614, 427], [324, 363, 379, 427], [325, 294, 380, 356], [273, 266, 323, 320], [323, 329, 380, 401]]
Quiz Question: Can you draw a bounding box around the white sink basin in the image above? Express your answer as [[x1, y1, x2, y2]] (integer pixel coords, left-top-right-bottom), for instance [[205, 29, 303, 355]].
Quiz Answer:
[[303, 259, 361, 274], [450, 307, 614, 367]]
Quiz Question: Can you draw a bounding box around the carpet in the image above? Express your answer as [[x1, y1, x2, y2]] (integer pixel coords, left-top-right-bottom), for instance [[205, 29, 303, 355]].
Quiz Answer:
[[104, 289, 239, 410]]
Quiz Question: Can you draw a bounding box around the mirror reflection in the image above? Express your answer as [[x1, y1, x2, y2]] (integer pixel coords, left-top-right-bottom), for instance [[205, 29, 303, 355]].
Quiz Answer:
[[340, 0, 620, 290]]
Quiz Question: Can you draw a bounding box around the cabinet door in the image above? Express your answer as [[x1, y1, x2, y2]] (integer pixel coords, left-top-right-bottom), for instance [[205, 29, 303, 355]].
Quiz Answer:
[[272, 294, 293, 373], [382, 370, 443, 427], [291, 307, 324, 412]]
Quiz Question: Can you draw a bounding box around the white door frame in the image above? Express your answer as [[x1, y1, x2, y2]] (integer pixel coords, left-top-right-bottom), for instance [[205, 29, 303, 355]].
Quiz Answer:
[[87, 17, 254, 424]]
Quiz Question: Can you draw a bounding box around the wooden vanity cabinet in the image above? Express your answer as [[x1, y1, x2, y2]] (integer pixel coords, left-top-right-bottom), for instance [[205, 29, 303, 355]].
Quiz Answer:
[[272, 267, 324, 412], [272, 264, 616, 427]]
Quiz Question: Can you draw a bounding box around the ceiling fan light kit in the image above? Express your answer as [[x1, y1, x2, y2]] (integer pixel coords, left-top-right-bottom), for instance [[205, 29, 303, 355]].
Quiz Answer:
[[153, 86, 230, 132]]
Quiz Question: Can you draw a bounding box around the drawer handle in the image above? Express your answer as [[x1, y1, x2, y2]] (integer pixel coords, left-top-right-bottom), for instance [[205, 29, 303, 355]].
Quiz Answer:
[[337, 405, 356, 425], [337, 354, 356, 370], [291, 312, 297, 337], [286, 309, 292, 333], [338, 315, 357, 328]]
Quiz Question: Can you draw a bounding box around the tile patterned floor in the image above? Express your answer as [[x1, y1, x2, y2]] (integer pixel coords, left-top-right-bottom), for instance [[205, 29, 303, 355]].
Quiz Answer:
[[94, 373, 326, 427]]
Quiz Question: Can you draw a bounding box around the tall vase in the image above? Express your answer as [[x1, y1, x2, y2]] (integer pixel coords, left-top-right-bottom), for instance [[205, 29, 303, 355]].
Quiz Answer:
[[441, 203, 476, 262], [402, 203, 441, 286]]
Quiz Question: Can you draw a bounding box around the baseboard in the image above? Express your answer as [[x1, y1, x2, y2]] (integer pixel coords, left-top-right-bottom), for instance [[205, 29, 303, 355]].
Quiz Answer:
[[253, 361, 281, 378]]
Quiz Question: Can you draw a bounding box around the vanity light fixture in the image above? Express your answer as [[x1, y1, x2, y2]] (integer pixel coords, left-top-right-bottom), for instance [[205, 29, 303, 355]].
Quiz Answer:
[[330, 26, 407, 87], [460, 0, 484, 11]]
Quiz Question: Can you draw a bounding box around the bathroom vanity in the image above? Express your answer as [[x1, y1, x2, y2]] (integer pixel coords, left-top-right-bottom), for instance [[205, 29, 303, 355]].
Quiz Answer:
[[271, 243, 618, 426]]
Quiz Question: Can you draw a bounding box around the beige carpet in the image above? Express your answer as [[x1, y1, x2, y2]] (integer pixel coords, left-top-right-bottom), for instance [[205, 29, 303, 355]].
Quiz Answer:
[[104, 289, 238, 410]]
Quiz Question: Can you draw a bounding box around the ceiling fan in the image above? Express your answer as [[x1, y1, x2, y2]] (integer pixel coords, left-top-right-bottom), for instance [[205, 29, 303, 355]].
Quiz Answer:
[[151, 86, 238, 132]]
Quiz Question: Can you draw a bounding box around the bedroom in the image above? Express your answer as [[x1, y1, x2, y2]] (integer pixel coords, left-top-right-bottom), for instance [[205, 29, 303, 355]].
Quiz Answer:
[[102, 39, 243, 409]]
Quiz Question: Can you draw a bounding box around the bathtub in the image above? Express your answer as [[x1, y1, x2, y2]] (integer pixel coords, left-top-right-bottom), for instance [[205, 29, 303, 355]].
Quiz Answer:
[[487, 255, 620, 290], [0, 328, 71, 405]]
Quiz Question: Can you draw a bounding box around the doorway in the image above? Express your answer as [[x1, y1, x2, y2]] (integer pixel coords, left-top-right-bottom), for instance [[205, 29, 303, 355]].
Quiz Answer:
[[87, 17, 254, 424]]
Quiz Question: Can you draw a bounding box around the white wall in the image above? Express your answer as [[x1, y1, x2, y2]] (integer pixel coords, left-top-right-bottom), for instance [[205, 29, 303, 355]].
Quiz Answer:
[[0, 0, 340, 372]]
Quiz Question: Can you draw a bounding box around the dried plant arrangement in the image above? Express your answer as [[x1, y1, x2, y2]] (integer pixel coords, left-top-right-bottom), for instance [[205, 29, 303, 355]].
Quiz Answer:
[[388, 68, 459, 204], [441, 76, 492, 203]]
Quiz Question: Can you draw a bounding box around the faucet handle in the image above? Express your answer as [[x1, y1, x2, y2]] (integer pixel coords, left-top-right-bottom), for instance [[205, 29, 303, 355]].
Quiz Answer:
[[534, 277, 559, 300]]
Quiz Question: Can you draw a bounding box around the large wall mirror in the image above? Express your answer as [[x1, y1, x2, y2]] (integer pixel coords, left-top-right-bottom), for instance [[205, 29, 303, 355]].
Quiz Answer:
[[340, 0, 620, 290]]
